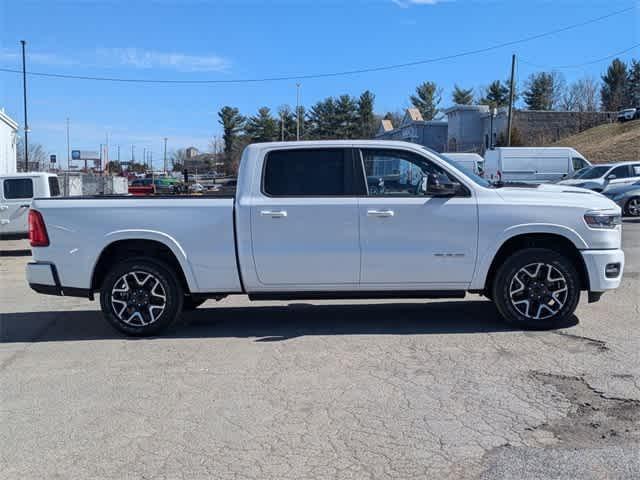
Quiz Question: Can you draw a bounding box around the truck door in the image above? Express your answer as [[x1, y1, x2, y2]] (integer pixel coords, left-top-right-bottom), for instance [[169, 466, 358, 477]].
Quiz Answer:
[[250, 148, 360, 286], [0, 177, 34, 235], [357, 148, 478, 286]]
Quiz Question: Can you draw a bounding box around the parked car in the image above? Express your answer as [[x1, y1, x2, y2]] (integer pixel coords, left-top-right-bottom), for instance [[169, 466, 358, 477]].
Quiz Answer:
[[26, 140, 624, 336], [558, 161, 640, 192], [617, 108, 638, 122], [602, 180, 640, 217], [1, 172, 60, 236], [484, 147, 591, 184], [443, 153, 484, 176]]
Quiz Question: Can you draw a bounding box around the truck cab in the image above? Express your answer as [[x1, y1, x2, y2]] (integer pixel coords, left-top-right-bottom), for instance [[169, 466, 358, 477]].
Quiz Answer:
[[0, 172, 60, 236]]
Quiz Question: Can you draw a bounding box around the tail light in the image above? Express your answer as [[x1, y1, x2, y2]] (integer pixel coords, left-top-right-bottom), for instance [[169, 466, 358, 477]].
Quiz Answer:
[[28, 210, 49, 247]]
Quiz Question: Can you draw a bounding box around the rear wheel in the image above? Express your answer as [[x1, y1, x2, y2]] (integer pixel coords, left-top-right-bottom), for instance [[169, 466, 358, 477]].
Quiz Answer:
[[624, 197, 640, 217], [492, 248, 580, 329], [100, 258, 183, 336]]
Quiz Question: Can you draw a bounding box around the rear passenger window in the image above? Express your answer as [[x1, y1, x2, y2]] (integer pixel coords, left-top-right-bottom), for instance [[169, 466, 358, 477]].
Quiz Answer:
[[263, 149, 348, 196], [3, 179, 34, 199], [632, 164, 640, 176], [610, 166, 630, 179], [48, 177, 61, 196]]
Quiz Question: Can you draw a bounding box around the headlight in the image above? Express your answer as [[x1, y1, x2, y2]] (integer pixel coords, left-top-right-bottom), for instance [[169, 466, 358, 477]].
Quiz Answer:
[[584, 211, 622, 229]]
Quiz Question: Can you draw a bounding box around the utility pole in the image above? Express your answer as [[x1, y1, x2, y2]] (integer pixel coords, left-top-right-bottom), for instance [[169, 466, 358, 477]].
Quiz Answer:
[[296, 83, 301, 141], [163, 137, 168, 173], [143, 147, 146, 170], [66, 117, 70, 171], [507, 54, 516, 147], [281, 111, 285, 141], [20, 40, 29, 171], [117, 145, 120, 162], [131, 145, 135, 163]]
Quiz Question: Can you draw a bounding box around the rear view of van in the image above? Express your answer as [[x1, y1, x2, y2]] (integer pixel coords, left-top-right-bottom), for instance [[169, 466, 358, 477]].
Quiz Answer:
[[484, 147, 590, 184], [0, 173, 61, 237]]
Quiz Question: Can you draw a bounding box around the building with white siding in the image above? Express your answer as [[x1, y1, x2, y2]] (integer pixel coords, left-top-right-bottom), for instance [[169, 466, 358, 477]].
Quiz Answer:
[[0, 109, 18, 175]]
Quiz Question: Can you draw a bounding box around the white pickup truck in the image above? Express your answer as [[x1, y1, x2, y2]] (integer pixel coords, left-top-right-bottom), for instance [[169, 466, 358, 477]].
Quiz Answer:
[[26, 141, 624, 336]]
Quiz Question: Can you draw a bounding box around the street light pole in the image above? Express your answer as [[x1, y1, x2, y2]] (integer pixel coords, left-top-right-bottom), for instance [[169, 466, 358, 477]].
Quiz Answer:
[[66, 117, 70, 171], [163, 137, 168, 173], [20, 40, 29, 171], [296, 83, 301, 141]]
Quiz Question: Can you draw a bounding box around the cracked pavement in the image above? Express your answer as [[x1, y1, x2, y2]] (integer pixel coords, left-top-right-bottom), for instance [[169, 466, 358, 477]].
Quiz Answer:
[[1, 219, 638, 479]]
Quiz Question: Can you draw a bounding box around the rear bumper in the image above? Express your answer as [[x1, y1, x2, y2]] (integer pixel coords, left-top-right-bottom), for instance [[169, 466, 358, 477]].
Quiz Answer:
[[26, 262, 93, 299], [581, 249, 625, 292]]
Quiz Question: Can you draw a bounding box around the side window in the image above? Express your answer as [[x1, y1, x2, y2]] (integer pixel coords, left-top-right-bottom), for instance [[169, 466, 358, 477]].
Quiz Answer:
[[263, 148, 348, 196], [572, 157, 587, 171], [3, 179, 34, 199], [48, 177, 61, 196], [361, 149, 457, 196], [610, 165, 630, 179], [631, 164, 640, 176]]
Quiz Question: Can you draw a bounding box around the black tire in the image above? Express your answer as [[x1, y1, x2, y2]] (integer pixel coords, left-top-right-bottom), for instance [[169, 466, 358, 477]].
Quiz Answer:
[[99, 257, 183, 336], [183, 297, 206, 311], [624, 196, 640, 217], [491, 248, 580, 330]]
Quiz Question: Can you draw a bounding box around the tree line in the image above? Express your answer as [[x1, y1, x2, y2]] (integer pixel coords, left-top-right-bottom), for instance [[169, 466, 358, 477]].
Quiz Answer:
[[215, 57, 639, 173]]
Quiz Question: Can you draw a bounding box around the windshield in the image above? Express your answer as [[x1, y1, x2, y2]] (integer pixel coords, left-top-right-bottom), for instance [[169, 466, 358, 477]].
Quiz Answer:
[[422, 147, 493, 188], [580, 166, 610, 179]]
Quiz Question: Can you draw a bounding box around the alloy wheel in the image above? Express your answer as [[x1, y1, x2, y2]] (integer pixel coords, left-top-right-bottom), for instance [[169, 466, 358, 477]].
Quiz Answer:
[[509, 262, 568, 320], [110, 271, 167, 326]]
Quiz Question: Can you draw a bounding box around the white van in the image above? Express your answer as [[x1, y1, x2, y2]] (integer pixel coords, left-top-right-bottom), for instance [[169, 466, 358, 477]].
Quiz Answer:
[[442, 153, 484, 176], [483, 147, 591, 184], [0, 172, 61, 236]]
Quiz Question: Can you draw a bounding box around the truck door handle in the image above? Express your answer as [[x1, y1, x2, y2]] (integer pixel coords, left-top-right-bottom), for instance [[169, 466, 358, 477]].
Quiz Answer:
[[0, 205, 8, 211], [0, 219, 9, 225], [367, 209, 394, 217], [260, 210, 287, 218]]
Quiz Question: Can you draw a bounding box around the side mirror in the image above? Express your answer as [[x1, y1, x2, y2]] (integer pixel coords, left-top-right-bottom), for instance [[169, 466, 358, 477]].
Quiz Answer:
[[606, 174, 616, 181], [426, 173, 461, 197]]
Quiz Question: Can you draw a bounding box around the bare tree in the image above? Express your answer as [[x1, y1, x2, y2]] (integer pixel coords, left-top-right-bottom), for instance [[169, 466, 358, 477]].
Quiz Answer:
[[574, 77, 599, 112], [16, 137, 48, 171]]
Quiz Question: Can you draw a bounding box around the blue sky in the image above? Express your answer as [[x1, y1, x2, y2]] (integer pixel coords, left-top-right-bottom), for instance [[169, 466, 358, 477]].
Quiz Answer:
[[1, 0, 638, 168]]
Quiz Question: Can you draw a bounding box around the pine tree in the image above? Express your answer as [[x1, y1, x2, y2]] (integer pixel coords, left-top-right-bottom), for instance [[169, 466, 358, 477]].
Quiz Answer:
[[451, 85, 474, 105], [218, 106, 245, 157], [522, 72, 564, 110], [357, 90, 376, 138], [334, 95, 359, 139], [410, 81, 442, 120], [626, 59, 640, 107], [600, 58, 628, 111], [245, 107, 278, 143], [480, 80, 510, 108], [277, 105, 297, 141], [307, 97, 337, 139]]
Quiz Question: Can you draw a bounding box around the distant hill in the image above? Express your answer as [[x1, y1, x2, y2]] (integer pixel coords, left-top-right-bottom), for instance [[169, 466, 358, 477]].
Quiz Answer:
[[549, 119, 640, 163]]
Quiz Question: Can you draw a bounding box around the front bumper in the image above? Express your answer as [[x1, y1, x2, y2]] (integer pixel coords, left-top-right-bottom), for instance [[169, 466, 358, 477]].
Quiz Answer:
[[26, 262, 93, 299], [580, 249, 625, 292]]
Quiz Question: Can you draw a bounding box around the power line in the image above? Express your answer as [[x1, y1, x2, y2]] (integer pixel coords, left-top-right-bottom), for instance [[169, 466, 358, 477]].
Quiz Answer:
[[0, 6, 634, 85], [520, 43, 639, 70]]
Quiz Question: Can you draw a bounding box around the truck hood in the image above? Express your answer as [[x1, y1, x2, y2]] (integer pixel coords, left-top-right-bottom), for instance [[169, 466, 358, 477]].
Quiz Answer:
[[495, 183, 620, 211]]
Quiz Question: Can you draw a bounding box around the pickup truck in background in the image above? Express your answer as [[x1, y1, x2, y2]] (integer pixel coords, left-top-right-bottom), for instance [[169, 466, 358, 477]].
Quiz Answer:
[[26, 141, 624, 336], [1, 172, 60, 237]]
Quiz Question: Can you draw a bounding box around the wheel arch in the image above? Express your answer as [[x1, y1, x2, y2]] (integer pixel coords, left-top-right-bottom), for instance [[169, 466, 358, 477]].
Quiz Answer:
[[479, 232, 590, 294], [91, 236, 196, 293]]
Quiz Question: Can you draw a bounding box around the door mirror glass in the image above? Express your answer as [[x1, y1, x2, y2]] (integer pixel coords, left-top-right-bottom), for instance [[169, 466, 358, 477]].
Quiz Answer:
[[606, 174, 617, 181], [426, 173, 461, 197]]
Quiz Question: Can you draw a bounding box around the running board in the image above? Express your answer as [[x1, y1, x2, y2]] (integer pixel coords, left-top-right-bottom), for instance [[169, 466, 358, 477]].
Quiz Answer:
[[248, 291, 466, 301]]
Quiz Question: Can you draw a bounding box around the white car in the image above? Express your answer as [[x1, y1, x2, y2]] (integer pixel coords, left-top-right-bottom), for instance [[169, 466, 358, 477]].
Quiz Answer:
[[443, 153, 484, 176], [0, 172, 60, 236], [558, 161, 640, 192], [26, 140, 624, 336], [617, 108, 638, 122]]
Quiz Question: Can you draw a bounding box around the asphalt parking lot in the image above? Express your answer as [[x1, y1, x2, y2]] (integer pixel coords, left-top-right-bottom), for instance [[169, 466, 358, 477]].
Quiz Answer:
[[1, 220, 639, 480]]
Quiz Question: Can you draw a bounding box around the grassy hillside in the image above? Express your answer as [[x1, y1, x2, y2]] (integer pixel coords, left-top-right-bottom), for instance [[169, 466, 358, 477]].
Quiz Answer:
[[549, 119, 640, 163]]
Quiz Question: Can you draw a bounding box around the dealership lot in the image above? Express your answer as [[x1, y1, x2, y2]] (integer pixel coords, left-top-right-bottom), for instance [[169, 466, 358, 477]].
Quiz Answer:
[[1, 220, 638, 479]]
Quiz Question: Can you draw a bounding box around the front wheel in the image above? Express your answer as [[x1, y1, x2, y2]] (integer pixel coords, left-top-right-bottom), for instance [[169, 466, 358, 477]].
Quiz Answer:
[[100, 258, 183, 336], [624, 197, 640, 217], [492, 248, 580, 330]]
